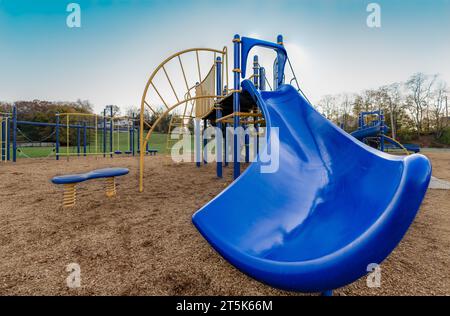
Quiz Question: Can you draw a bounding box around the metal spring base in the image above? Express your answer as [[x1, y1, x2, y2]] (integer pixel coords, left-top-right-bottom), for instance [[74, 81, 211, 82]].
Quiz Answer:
[[63, 183, 77, 208], [105, 177, 116, 197]]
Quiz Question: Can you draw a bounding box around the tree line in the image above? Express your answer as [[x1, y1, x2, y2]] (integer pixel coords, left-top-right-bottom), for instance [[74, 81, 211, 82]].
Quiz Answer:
[[0, 100, 174, 145], [0, 99, 94, 145], [317, 72, 449, 143]]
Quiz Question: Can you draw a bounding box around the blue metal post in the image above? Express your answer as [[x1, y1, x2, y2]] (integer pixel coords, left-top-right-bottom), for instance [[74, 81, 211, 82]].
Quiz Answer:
[[12, 105, 17, 162], [222, 86, 228, 167], [103, 109, 107, 158], [203, 118, 207, 164], [1, 118, 4, 161], [76, 127, 81, 156], [379, 110, 385, 152], [259, 67, 266, 91], [233, 34, 241, 179], [253, 56, 261, 158], [83, 121, 87, 156], [253, 55, 259, 89], [216, 56, 223, 178], [195, 119, 201, 167], [256, 123, 259, 156], [110, 106, 113, 157], [6, 113, 10, 161], [131, 115, 135, 156], [274, 35, 284, 90], [244, 125, 249, 163], [55, 113, 59, 160], [137, 125, 140, 153]]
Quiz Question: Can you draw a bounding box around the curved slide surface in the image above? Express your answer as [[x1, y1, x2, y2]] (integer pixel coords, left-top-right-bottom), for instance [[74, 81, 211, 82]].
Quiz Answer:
[[350, 123, 384, 140], [192, 81, 431, 292]]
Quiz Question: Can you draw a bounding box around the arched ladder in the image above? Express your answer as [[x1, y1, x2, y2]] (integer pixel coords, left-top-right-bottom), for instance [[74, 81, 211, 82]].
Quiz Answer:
[[139, 47, 229, 192]]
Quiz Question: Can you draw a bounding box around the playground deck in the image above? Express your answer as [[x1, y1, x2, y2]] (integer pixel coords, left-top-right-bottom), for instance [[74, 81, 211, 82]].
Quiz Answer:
[[0, 152, 449, 295]]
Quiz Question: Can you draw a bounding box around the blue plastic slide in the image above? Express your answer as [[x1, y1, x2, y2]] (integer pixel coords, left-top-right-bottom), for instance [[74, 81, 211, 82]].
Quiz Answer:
[[350, 123, 385, 140], [192, 80, 431, 293]]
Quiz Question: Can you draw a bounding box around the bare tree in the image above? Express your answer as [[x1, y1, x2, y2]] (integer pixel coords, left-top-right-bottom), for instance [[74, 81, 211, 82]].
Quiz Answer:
[[431, 80, 449, 138], [125, 106, 139, 119], [405, 73, 436, 135], [318, 95, 338, 121], [338, 93, 353, 130], [105, 105, 121, 116], [75, 99, 93, 113], [380, 83, 403, 139]]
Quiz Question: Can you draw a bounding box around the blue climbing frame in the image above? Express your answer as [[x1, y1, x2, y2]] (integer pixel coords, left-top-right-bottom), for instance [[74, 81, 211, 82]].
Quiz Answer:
[[3, 105, 139, 162]]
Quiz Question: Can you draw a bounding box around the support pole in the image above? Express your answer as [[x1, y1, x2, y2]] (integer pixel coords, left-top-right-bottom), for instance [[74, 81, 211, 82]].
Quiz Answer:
[[137, 125, 140, 153], [244, 125, 249, 163], [131, 115, 135, 156], [379, 110, 385, 152], [195, 118, 201, 167], [103, 109, 107, 158], [12, 105, 17, 162], [110, 106, 113, 157], [274, 35, 284, 90], [233, 34, 241, 179], [203, 118, 207, 164], [259, 67, 266, 91], [83, 122, 87, 156], [256, 123, 259, 156], [55, 113, 59, 160], [253, 55, 259, 89], [76, 127, 81, 156], [1, 116, 4, 162], [6, 115, 10, 161], [253, 57, 261, 158], [215, 56, 223, 178]]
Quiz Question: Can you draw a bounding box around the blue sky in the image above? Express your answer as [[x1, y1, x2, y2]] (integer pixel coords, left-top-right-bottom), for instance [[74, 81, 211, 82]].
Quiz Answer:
[[0, 0, 449, 113]]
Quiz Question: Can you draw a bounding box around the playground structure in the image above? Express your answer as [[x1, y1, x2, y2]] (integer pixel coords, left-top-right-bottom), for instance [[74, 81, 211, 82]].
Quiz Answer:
[[0, 104, 147, 162], [51, 167, 129, 207], [139, 36, 299, 191], [1, 112, 11, 162], [138, 34, 432, 294], [112, 116, 134, 155], [351, 110, 420, 155]]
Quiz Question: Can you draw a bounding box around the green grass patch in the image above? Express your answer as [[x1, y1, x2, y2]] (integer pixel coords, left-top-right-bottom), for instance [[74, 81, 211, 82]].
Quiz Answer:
[[11, 132, 194, 158]]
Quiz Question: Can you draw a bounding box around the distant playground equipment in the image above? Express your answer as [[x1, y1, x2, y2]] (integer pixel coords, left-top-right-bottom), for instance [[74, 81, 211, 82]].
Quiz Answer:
[[51, 167, 129, 207], [140, 34, 431, 295], [351, 110, 420, 155], [1, 112, 11, 162], [111, 116, 134, 155], [0, 104, 150, 162]]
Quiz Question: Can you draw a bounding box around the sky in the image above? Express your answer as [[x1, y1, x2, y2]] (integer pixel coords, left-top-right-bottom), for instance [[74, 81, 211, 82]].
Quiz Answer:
[[0, 0, 449, 114]]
